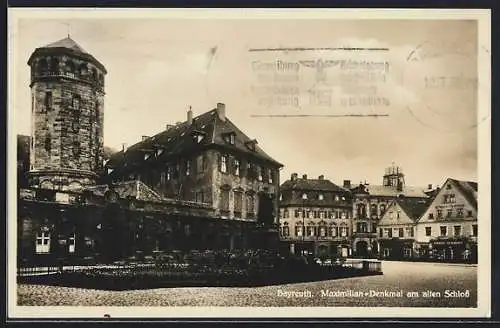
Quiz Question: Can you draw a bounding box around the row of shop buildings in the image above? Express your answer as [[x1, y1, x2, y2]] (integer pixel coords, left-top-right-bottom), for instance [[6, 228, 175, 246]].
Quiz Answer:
[[277, 169, 478, 262]]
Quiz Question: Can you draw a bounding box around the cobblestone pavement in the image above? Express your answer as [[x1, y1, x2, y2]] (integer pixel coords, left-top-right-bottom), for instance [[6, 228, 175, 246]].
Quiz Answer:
[[17, 261, 477, 307]]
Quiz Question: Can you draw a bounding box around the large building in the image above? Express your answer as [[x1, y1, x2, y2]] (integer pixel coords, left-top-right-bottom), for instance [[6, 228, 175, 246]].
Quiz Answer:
[[377, 197, 430, 260], [104, 103, 283, 250], [18, 37, 282, 265], [350, 164, 431, 257], [415, 178, 478, 262], [278, 174, 352, 258]]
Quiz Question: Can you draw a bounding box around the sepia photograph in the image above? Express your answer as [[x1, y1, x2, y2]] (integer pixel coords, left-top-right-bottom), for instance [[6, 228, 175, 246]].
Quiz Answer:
[[7, 8, 491, 319]]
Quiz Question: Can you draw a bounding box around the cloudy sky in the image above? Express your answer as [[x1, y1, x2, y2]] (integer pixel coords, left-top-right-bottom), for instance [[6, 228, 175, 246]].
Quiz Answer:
[[10, 10, 484, 187]]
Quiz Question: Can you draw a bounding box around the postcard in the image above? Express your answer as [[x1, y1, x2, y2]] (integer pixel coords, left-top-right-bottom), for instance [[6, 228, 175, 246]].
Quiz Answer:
[[7, 8, 491, 320]]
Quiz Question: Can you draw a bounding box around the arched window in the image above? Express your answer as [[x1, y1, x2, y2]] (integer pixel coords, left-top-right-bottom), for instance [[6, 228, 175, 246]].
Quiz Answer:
[[40, 180, 54, 190], [66, 60, 75, 77], [37, 58, 48, 75], [50, 57, 59, 74], [295, 223, 304, 237], [79, 63, 88, 77]]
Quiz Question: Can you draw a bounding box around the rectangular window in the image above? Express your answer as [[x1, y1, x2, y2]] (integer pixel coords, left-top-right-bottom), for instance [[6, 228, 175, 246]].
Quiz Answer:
[[257, 166, 263, 181], [68, 233, 76, 253], [294, 209, 300, 218], [425, 227, 432, 236], [72, 95, 80, 110], [437, 210, 443, 218], [406, 227, 414, 237], [220, 190, 230, 215], [219, 155, 227, 173], [428, 213, 434, 220], [233, 159, 240, 176], [283, 209, 289, 218], [447, 209, 452, 218], [398, 228, 404, 238], [234, 191, 243, 217], [268, 169, 273, 184], [166, 167, 171, 180], [246, 194, 255, 215], [454, 225, 461, 236], [457, 208, 464, 217], [440, 226, 447, 237], [467, 210, 473, 217], [472, 224, 478, 237], [185, 160, 191, 176], [313, 211, 319, 219], [295, 226, 303, 237], [44, 92, 53, 111], [35, 231, 50, 253], [379, 228, 383, 237]]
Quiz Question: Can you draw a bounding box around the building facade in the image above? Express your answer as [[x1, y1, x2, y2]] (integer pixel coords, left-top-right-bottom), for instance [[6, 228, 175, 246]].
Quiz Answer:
[[415, 178, 478, 262], [350, 164, 430, 258], [278, 174, 352, 258], [377, 198, 430, 260], [18, 37, 283, 266]]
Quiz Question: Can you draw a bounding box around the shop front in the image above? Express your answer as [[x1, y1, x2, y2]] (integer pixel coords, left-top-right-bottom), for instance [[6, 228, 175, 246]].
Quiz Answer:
[[430, 237, 475, 262], [378, 238, 415, 261]]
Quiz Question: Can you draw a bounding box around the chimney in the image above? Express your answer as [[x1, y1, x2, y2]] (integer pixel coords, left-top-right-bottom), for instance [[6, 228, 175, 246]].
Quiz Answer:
[[343, 180, 351, 189], [142, 136, 149, 141], [187, 106, 193, 125], [121, 143, 127, 152], [165, 124, 174, 131], [216, 103, 226, 121], [291, 173, 298, 181], [302, 174, 307, 180], [318, 175, 324, 180], [175, 122, 182, 126], [428, 184, 433, 190]]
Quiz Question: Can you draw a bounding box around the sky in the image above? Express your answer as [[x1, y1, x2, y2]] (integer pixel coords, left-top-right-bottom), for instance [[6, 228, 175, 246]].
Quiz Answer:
[[10, 12, 482, 188]]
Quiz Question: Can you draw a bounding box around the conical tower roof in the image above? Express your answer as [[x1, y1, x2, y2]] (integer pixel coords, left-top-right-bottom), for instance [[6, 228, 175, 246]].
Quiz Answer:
[[43, 36, 88, 54]]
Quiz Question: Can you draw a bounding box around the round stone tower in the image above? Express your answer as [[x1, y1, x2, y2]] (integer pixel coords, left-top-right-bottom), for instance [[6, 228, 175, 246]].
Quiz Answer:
[[27, 36, 106, 191]]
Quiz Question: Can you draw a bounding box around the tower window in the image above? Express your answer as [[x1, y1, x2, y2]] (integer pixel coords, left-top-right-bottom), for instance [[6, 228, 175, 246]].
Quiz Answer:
[[38, 58, 48, 75], [73, 140, 81, 156], [44, 134, 51, 153], [50, 57, 59, 74], [72, 95, 81, 110], [44, 92, 53, 111], [66, 60, 75, 76]]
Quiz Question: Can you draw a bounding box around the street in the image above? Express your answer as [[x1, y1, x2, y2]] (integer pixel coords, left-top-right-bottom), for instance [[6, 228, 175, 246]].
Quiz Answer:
[[17, 261, 477, 307]]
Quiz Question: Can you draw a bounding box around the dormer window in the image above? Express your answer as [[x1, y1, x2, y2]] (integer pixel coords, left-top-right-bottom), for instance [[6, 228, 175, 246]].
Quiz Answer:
[[334, 195, 340, 201], [222, 132, 236, 145], [318, 194, 324, 200], [302, 193, 308, 200], [245, 139, 258, 151], [144, 152, 151, 161], [156, 148, 164, 157]]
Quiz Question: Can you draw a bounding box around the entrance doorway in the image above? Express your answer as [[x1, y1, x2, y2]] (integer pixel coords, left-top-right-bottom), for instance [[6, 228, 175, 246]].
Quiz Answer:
[[356, 240, 369, 257]]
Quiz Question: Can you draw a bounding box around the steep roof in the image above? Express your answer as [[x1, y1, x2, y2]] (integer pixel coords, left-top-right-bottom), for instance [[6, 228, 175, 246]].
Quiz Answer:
[[280, 177, 347, 193], [106, 108, 283, 173], [352, 184, 428, 198], [44, 36, 88, 54], [28, 36, 107, 73], [397, 198, 431, 221], [450, 178, 478, 209]]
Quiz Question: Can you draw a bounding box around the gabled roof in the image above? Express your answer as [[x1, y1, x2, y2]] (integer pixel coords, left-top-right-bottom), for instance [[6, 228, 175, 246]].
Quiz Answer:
[[85, 180, 162, 202], [44, 36, 88, 54], [397, 198, 431, 221], [449, 178, 478, 209], [281, 177, 347, 193], [106, 109, 282, 173]]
